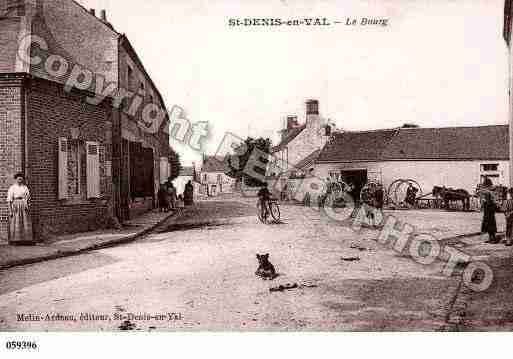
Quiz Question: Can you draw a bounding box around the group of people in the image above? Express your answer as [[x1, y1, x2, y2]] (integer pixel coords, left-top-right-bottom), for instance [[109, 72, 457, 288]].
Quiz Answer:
[[360, 182, 385, 226], [405, 183, 419, 207], [481, 189, 513, 246], [157, 179, 194, 212]]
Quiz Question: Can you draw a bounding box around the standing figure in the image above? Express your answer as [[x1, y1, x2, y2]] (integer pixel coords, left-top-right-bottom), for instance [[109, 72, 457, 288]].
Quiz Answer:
[[360, 184, 374, 224], [482, 192, 498, 244], [373, 184, 385, 226], [502, 188, 513, 246], [6, 173, 34, 245], [257, 183, 272, 220], [167, 182, 177, 211], [281, 183, 289, 202], [157, 184, 169, 212], [184, 180, 194, 206], [405, 183, 417, 207]]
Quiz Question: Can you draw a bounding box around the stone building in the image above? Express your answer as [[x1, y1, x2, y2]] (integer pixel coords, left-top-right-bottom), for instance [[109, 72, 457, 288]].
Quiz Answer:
[[314, 125, 510, 198], [199, 156, 235, 197], [268, 99, 332, 191], [0, 0, 172, 241]]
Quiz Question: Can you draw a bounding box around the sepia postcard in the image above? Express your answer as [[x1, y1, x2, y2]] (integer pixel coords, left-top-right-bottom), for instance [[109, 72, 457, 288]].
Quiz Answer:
[[1, 0, 513, 355]]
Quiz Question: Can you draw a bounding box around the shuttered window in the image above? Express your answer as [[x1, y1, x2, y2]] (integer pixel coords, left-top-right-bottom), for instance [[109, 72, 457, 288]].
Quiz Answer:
[[86, 141, 100, 198], [160, 157, 169, 183], [58, 137, 68, 200]]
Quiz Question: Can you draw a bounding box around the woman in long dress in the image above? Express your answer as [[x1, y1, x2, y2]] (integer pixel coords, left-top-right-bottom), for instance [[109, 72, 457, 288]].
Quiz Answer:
[[7, 173, 34, 245], [184, 180, 194, 206]]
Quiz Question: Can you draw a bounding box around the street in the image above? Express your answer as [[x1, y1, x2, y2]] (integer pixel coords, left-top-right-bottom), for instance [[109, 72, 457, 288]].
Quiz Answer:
[[0, 198, 512, 331]]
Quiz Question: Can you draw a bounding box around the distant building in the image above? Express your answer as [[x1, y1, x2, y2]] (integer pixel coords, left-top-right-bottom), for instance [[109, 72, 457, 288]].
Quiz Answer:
[[173, 166, 195, 196], [268, 99, 332, 189], [199, 156, 235, 197]]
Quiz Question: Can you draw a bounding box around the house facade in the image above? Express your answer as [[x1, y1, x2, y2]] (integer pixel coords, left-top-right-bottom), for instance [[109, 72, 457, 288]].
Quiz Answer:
[[117, 35, 171, 221], [199, 156, 235, 197], [314, 125, 510, 200], [0, 0, 172, 241], [269, 99, 331, 183]]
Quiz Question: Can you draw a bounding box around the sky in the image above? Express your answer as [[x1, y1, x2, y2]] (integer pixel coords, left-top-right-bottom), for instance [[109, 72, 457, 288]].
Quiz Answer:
[[79, 0, 509, 166]]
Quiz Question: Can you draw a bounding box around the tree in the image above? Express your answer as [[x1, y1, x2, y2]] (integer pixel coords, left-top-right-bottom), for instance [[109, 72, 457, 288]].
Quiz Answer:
[[225, 137, 272, 187], [168, 147, 181, 181]]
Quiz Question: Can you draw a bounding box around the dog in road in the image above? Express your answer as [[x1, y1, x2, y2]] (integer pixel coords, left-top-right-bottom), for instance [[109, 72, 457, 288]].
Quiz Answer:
[[255, 253, 278, 280]]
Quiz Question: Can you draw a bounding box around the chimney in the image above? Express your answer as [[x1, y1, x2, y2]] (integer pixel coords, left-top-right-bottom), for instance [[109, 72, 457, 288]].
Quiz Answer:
[[305, 99, 320, 129], [306, 99, 319, 116], [100, 9, 114, 30], [286, 115, 298, 130], [89, 8, 96, 16]]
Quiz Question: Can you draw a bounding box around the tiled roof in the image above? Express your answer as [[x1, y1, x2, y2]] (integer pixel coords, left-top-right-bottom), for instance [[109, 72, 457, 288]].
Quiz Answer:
[[272, 125, 306, 153], [294, 149, 321, 170], [317, 125, 509, 163], [317, 128, 398, 163], [201, 156, 228, 173]]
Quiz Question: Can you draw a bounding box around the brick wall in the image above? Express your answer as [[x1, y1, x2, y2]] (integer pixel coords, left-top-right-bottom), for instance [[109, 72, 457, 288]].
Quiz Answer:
[[0, 75, 24, 241], [26, 77, 114, 240], [0, 18, 21, 73]]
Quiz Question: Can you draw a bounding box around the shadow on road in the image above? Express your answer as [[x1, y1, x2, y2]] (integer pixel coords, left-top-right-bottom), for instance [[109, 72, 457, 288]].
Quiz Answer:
[[157, 221, 232, 233]]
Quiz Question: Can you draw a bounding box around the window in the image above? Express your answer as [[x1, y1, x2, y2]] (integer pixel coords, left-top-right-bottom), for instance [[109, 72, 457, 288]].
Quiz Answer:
[[481, 164, 499, 172], [127, 65, 134, 90], [217, 174, 222, 183], [481, 174, 499, 185], [203, 174, 207, 182], [58, 138, 101, 201]]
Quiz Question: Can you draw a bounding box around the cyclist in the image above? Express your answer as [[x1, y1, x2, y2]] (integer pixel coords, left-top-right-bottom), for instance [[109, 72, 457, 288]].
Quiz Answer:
[[257, 182, 272, 219]]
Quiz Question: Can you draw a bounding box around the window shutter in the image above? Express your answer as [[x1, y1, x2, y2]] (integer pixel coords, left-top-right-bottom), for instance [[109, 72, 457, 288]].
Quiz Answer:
[[160, 157, 169, 183], [86, 141, 100, 198], [58, 137, 68, 200]]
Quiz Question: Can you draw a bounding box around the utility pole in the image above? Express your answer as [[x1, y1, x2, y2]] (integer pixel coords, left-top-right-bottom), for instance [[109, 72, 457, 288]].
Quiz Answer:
[[505, 0, 513, 187], [509, 50, 513, 188]]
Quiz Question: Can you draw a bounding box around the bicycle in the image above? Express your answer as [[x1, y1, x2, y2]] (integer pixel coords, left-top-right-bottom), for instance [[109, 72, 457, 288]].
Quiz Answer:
[[257, 198, 281, 223]]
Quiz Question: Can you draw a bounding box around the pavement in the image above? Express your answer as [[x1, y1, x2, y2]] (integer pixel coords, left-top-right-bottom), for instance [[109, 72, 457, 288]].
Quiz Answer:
[[2, 198, 512, 331], [0, 208, 183, 270]]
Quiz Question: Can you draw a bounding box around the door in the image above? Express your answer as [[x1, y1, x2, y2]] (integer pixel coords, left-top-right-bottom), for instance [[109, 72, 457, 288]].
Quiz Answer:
[[341, 170, 368, 203]]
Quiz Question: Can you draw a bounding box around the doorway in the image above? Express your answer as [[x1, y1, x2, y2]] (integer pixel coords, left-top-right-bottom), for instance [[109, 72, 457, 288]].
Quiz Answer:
[[341, 170, 368, 203]]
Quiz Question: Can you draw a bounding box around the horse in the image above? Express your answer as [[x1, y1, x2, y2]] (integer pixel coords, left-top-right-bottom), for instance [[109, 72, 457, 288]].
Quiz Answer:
[[432, 186, 470, 211]]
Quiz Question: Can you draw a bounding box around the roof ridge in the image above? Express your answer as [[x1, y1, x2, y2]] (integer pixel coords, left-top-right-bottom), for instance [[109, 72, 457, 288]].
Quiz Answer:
[[70, 0, 120, 35], [378, 128, 401, 160], [332, 124, 508, 135], [397, 124, 508, 130]]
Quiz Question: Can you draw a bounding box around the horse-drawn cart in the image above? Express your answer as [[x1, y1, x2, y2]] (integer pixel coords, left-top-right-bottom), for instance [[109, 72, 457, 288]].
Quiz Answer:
[[386, 179, 474, 211]]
